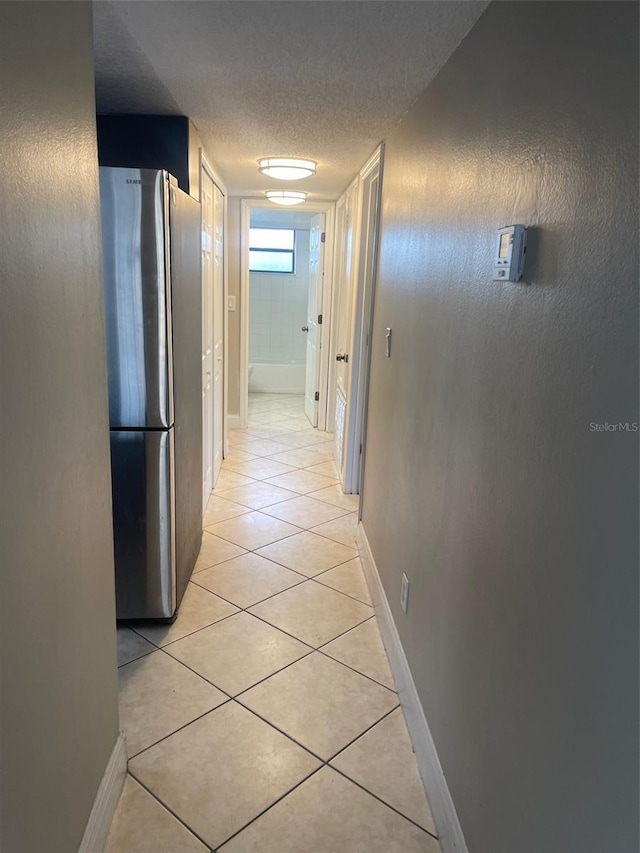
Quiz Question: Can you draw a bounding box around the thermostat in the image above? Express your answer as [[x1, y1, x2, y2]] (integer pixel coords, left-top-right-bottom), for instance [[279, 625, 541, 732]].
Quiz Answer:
[[493, 225, 527, 282]]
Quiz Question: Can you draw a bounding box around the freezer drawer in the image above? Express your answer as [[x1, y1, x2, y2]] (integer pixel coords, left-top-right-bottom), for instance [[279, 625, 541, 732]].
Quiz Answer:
[[110, 429, 176, 619]]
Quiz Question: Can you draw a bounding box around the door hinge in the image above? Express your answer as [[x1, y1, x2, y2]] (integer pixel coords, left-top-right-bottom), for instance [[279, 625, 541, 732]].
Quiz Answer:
[[321, 232, 326, 243], [318, 314, 323, 325], [314, 391, 320, 401]]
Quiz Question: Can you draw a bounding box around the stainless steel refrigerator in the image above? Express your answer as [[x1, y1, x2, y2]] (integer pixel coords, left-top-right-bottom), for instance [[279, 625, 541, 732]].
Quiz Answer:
[[100, 167, 202, 620]]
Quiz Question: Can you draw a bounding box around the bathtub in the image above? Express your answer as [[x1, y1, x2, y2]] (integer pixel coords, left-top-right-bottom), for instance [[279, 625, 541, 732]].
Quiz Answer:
[[249, 363, 306, 394]]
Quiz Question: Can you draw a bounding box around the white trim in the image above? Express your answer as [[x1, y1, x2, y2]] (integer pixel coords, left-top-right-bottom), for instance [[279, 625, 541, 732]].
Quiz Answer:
[[316, 206, 335, 433], [200, 152, 228, 199], [78, 732, 127, 853], [356, 524, 470, 853], [239, 200, 251, 429], [344, 145, 383, 494], [352, 145, 384, 505], [327, 178, 359, 488], [239, 198, 336, 432], [325, 192, 345, 435], [226, 414, 242, 430], [201, 153, 229, 462]]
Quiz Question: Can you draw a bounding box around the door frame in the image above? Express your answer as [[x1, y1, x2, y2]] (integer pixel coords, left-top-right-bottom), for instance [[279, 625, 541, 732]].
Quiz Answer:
[[339, 145, 384, 495], [200, 152, 229, 474], [351, 145, 384, 504], [304, 213, 326, 428], [239, 198, 336, 431]]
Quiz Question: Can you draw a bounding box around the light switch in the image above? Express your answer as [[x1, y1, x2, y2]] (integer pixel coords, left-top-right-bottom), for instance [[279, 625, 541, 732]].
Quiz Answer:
[[227, 295, 237, 311], [385, 327, 392, 357]]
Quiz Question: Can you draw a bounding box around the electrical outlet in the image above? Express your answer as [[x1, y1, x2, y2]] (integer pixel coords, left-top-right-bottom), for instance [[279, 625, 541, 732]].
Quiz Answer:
[[400, 573, 410, 614]]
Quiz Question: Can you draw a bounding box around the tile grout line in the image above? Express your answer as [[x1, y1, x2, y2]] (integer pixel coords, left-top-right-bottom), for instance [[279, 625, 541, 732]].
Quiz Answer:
[[211, 490, 358, 510], [243, 608, 375, 658], [309, 573, 373, 607], [124, 603, 240, 648], [211, 764, 326, 852], [124, 610, 389, 700], [126, 538, 366, 659], [212, 702, 431, 850], [205, 513, 358, 553], [188, 571, 310, 611], [125, 610, 381, 703], [127, 770, 215, 852], [192, 547, 359, 582], [329, 763, 440, 841], [163, 639, 316, 700], [122, 608, 240, 660], [128, 605, 390, 720], [126, 698, 232, 761], [232, 694, 400, 769], [229, 699, 327, 764], [198, 524, 305, 552], [129, 698, 419, 852], [119, 402, 424, 850]]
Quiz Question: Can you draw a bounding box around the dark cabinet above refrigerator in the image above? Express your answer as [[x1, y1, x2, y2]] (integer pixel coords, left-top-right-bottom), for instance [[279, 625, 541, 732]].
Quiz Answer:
[[96, 114, 203, 202]]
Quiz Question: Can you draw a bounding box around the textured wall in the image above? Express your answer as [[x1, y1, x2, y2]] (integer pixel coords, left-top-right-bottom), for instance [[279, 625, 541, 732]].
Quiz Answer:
[[361, 3, 638, 852], [0, 3, 120, 850]]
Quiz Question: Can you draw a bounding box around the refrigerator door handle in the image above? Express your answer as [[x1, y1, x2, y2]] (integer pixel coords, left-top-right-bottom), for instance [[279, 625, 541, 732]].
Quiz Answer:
[[164, 177, 175, 427]]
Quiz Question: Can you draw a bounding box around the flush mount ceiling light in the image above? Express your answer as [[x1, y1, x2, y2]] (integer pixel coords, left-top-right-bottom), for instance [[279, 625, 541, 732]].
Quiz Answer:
[[258, 157, 317, 181], [266, 191, 307, 206]]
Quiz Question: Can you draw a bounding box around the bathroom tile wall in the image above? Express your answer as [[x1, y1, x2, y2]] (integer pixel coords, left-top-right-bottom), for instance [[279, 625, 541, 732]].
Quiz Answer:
[[250, 230, 310, 365]]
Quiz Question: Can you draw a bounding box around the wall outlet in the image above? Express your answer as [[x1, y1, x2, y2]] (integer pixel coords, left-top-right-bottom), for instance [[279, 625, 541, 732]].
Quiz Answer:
[[400, 572, 410, 614]]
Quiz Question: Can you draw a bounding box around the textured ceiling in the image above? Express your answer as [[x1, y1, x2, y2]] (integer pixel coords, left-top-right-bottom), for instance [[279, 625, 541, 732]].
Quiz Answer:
[[93, 1, 488, 199]]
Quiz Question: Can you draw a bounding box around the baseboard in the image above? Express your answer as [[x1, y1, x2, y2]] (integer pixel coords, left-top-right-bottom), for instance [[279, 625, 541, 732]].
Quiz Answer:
[[248, 388, 305, 396], [78, 732, 127, 853], [356, 524, 469, 853], [227, 414, 242, 429]]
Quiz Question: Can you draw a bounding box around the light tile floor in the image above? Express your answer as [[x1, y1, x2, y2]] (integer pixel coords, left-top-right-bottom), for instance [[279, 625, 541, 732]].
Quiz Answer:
[[107, 394, 439, 852]]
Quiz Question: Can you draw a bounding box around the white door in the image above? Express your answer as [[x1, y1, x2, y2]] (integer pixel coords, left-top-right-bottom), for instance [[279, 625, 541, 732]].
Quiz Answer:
[[212, 183, 224, 483], [304, 214, 325, 426], [345, 151, 382, 495], [332, 184, 357, 480], [201, 170, 214, 508]]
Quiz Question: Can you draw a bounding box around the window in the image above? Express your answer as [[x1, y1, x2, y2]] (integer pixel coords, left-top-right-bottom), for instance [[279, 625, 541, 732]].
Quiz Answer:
[[249, 228, 295, 273]]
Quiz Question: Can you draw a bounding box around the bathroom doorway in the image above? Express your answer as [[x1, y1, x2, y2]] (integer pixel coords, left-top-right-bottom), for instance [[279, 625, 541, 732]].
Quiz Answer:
[[239, 200, 335, 431]]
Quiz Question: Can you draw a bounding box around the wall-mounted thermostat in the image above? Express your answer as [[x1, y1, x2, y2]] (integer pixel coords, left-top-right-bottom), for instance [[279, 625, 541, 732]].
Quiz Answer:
[[493, 225, 527, 282]]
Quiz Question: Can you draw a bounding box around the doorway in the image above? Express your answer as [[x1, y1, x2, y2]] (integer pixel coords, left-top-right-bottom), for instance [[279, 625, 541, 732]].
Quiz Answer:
[[239, 200, 335, 432]]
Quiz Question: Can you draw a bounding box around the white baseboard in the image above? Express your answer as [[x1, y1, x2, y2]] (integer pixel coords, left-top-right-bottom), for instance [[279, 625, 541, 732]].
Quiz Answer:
[[78, 732, 127, 853], [227, 415, 242, 429], [356, 524, 469, 853]]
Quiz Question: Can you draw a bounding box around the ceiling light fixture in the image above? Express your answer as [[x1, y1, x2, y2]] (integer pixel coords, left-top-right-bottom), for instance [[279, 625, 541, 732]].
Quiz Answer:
[[266, 191, 307, 206], [258, 157, 317, 181]]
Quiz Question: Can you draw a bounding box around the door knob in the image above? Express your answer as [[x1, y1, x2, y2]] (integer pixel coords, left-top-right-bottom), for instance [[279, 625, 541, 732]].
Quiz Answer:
[[336, 353, 349, 363], [301, 325, 309, 332]]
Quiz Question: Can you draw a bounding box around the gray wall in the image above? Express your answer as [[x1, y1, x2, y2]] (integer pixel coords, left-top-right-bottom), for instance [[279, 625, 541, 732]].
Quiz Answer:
[[361, 3, 638, 852], [0, 3, 120, 851]]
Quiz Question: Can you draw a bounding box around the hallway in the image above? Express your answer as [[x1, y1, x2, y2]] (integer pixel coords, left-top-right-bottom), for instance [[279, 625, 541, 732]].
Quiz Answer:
[[109, 394, 439, 852]]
